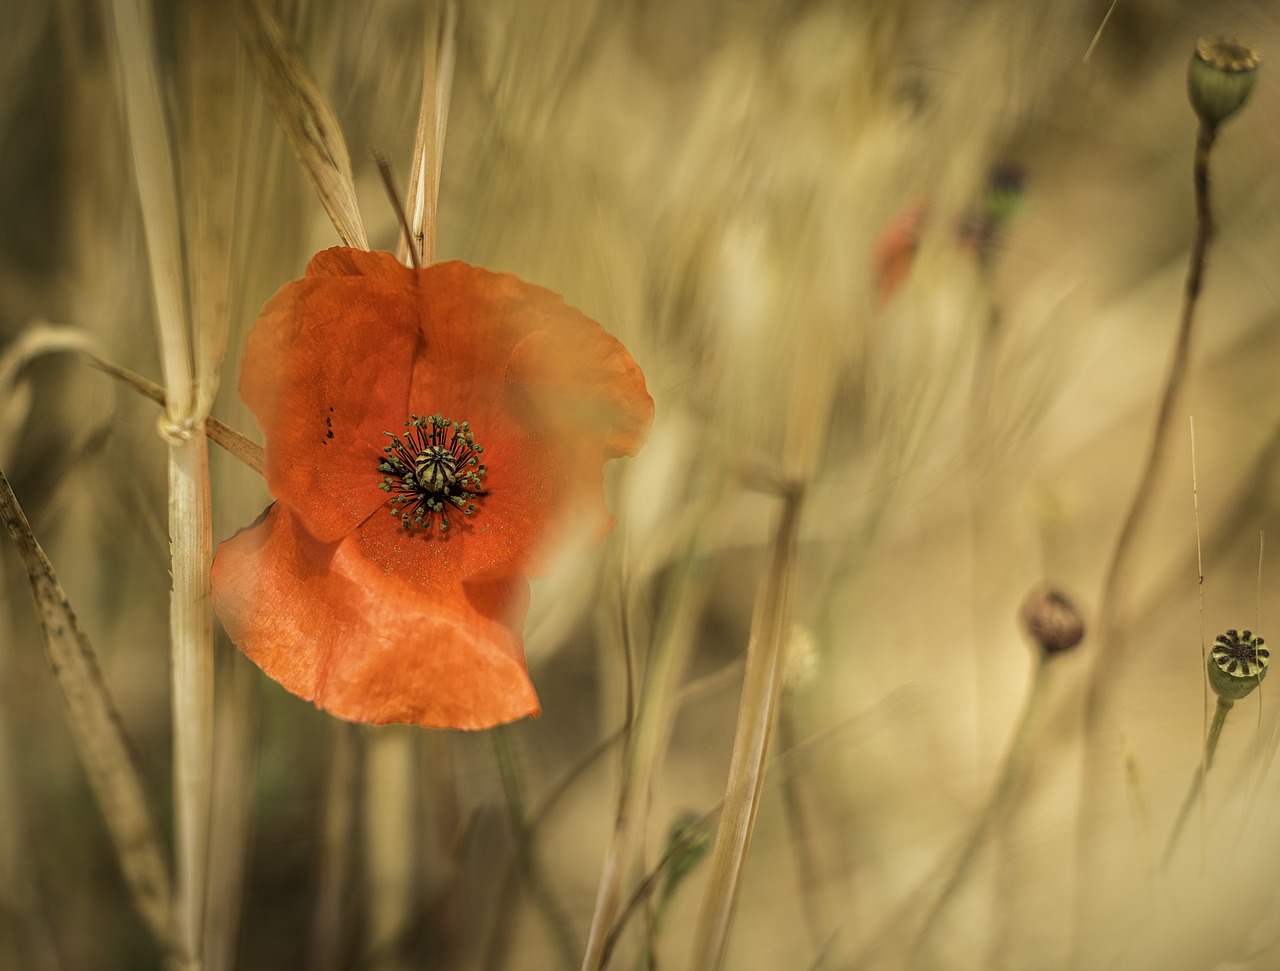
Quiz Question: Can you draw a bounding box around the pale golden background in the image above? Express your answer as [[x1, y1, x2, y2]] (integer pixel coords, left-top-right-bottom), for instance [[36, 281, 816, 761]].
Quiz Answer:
[[3, 1, 1280, 969]]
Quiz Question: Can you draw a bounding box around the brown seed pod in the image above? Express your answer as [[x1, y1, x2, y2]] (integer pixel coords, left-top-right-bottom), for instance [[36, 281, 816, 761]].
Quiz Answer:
[[1020, 585, 1086, 657]]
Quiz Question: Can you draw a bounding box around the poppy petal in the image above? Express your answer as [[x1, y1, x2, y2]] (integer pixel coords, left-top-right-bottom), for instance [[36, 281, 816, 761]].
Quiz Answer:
[[211, 503, 540, 729], [349, 411, 610, 583], [241, 270, 418, 543], [871, 198, 928, 305], [503, 326, 654, 459], [336, 260, 653, 582]]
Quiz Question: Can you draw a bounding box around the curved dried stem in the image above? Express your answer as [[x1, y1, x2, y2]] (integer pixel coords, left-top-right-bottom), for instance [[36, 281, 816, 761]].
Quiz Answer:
[[0, 469, 173, 949]]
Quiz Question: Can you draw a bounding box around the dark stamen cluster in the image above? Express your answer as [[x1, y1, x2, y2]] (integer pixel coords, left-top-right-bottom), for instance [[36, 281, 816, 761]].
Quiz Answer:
[[378, 414, 486, 532]]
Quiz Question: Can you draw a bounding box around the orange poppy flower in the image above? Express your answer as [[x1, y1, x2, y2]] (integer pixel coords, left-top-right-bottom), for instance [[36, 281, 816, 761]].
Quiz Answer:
[[211, 248, 653, 729]]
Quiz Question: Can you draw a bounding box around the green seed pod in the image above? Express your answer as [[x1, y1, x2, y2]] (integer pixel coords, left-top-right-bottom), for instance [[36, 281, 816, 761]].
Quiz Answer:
[[1207, 629, 1269, 702], [1188, 35, 1260, 132]]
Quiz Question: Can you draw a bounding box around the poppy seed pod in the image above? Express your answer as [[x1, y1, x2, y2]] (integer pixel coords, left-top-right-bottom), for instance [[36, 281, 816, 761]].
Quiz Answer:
[[1188, 35, 1260, 132], [1019, 585, 1085, 657], [1207, 629, 1269, 703]]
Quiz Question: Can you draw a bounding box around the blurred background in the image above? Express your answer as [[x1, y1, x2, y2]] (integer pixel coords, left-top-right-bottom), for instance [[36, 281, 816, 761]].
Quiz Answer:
[[3, 0, 1280, 968]]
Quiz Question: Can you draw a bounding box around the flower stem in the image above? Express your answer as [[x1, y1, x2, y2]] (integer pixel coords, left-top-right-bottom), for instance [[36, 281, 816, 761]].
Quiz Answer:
[[1091, 122, 1216, 714], [689, 485, 804, 971], [362, 728, 415, 971], [1163, 695, 1233, 867], [914, 653, 1052, 957], [492, 727, 578, 971], [579, 512, 716, 971], [310, 723, 358, 971], [1077, 120, 1218, 957]]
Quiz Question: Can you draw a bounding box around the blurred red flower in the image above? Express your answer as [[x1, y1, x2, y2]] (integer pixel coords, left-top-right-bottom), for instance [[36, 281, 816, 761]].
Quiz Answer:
[[870, 198, 929, 305], [871, 165, 1025, 303], [211, 248, 653, 729]]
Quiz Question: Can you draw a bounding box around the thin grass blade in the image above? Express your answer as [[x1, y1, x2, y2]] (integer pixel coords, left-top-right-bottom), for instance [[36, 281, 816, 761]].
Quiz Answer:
[[399, 0, 458, 267], [239, 0, 369, 250], [580, 515, 718, 970], [0, 469, 172, 948], [689, 488, 803, 971]]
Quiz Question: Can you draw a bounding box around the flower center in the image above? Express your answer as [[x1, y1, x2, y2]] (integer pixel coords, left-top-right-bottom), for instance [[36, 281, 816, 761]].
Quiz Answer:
[[1211, 629, 1269, 679], [415, 445, 458, 492], [378, 414, 486, 532]]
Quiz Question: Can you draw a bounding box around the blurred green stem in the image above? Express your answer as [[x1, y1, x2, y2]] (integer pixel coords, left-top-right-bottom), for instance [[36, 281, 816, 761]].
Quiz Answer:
[[579, 497, 717, 971], [1163, 696, 1232, 866], [914, 654, 1052, 957], [492, 727, 578, 971]]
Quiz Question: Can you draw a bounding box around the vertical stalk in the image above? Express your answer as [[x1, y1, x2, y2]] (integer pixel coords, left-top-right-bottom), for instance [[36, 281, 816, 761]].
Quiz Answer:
[[914, 655, 1052, 956], [688, 486, 803, 971], [363, 728, 416, 971], [493, 727, 578, 970], [579, 517, 716, 971], [1076, 122, 1218, 962], [311, 723, 358, 971], [1163, 696, 1233, 866], [109, 1, 220, 966], [168, 436, 215, 971], [400, 0, 458, 268]]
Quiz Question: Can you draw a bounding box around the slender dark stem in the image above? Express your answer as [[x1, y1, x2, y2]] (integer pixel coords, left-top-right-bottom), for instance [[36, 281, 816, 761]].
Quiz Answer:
[[374, 152, 421, 270], [598, 806, 719, 970], [1163, 696, 1233, 866], [1075, 122, 1218, 962], [1092, 123, 1216, 694]]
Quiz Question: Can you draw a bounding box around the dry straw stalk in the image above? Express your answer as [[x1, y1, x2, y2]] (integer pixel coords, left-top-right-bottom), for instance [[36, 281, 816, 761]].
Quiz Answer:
[[689, 487, 803, 971], [239, 0, 368, 250]]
